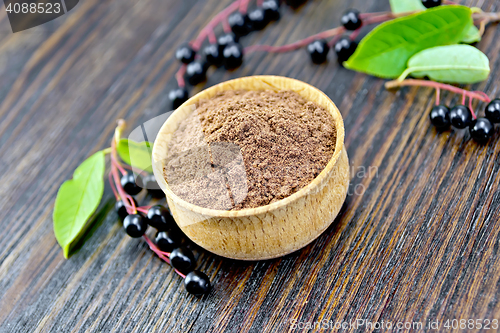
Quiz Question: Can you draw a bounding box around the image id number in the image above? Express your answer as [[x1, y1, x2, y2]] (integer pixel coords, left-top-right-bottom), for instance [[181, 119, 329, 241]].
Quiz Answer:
[[6, 2, 61, 14]]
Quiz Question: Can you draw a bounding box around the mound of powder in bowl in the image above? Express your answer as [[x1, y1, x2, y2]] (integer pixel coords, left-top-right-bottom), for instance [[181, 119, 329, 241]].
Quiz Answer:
[[164, 90, 337, 210]]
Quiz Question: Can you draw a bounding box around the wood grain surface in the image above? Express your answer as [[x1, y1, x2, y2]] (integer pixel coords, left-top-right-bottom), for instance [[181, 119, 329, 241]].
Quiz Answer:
[[1, 0, 500, 332]]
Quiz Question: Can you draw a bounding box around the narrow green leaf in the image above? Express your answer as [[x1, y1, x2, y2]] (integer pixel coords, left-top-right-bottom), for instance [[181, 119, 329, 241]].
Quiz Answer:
[[461, 23, 481, 44], [400, 44, 490, 83], [117, 138, 153, 173], [344, 5, 472, 78], [53, 151, 105, 258], [389, 0, 425, 13]]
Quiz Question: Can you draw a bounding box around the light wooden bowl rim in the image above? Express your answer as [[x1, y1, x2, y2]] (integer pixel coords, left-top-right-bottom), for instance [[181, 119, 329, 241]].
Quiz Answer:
[[152, 75, 345, 218]]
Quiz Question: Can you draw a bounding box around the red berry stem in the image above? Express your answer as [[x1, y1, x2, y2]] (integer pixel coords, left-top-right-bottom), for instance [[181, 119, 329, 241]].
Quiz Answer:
[[239, 0, 251, 14], [386, 79, 491, 119], [386, 79, 491, 103], [245, 26, 345, 53], [143, 235, 187, 278], [109, 171, 120, 201], [176, 64, 187, 88], [136, 207, 149, 214], [435, 87, 440, 106], [191, 0, 242, 50]]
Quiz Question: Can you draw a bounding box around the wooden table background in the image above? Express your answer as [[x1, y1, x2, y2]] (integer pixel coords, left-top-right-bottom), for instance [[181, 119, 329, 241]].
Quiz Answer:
[[1, 0, 500, 332]]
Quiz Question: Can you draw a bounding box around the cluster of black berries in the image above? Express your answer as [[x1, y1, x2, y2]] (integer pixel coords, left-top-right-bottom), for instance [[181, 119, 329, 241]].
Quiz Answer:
[[307, 9, 360, 65], [429, 100, 500, 143], [117, 172, 211, 296], [168, 0, 281, 109]]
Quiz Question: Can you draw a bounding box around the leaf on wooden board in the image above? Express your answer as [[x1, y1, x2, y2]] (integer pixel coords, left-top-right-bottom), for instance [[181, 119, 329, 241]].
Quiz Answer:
[[461, 22, 481, 44], [399, 44, 490, 83], [117, 138, 153, 173], [389, 0, 425, 13], [53, 151, 105, 258], [344, 6, 472, 78]]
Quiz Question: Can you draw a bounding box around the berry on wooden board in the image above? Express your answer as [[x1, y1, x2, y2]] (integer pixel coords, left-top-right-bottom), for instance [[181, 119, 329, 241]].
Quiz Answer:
[[115, 197, 138, 220], [124, 214, 147, 238], [485, 99, 500, 123], [203, 43, 224, 67], [450, 105, 473, 129], [217, 33, 239, 52], [175, 44, 196, 64], [229, 12, 251, 36], [470, 118, 494, 143], [156, 230, 184, 253], [262, 0, 280, 21], [429, 105, 450, 129], [185, 60, 208, 86], [335, 37, 357, 63], [184, 271, 211, 296], [147, 205, 175, 231], [421, 0, 441, 9], [223, 42, 244, 69], [248, 8, 268, 31], [120, 172, 142, 196], [168, 88, 189, 109], [341, 9, 362, 31], [170, 247, 196, 274], [307, 40, 329, 64]]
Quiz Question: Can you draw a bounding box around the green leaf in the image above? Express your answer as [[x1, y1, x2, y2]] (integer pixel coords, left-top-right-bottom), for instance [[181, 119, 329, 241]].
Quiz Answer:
[[117, 138, 153, 173], [53, 151, 105, 258], [389, 0, 425, 13], [461, 23, 481, 44], [400, 44, 490, 83], [344, 5, 472, 78]]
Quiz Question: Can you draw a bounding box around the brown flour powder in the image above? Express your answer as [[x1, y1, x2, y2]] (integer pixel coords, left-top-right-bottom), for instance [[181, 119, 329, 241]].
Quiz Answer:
[[164, 90, 336, 210]]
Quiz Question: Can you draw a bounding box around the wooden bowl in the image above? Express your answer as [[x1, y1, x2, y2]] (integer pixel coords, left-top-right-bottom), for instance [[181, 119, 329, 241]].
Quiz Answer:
[[152, 76, 349, 260]]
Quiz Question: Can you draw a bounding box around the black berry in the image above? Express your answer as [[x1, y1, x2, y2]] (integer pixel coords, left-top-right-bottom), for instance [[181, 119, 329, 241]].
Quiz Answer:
[[155, 230, 184, 253], [185, 60, 208, 85], [139, 174, 164, 198], [262, 0, 280, 21], [170, 247, 196, 274], [168, 88, 188, 109], [217, 33, 239, 52], [223, 42, 244, 69], [184, 271, 211, 296], [485, 99, 500, 123], [470, 118, 494, 143], [307, 40, 329, 64], [228, 12, 251, 37], [124, 214, 147, 238], [247, 8, 268, 31], [341, 9, 362, 31], [429, 105, 450, 129], [147, 205, 175, 231], [450, 105, 473, 129], [120, 172, 142, 196], [203, 43, 224, 67], [334, 37, 357, 63], [115, 197, 138, 220], [175, 44, 196, 64], [421, 0, 441, 8]]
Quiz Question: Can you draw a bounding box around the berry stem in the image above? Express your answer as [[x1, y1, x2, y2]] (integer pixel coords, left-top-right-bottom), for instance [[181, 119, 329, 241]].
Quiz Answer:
[[239, 0, 250, 15], [176, 64, 187, 88], [109, 171, 120, 200], [136, 207, 149, 214], [143, 235, 187, 278], [435, 88, 440, 106], [191, 0, 242, 50], [468, 96, 477, 119], [385, 79, 491, 104], [245, 26, 345, 53]]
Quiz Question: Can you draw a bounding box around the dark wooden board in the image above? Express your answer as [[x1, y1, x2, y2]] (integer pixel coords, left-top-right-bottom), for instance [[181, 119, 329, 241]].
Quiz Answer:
[[1, 0, 500, 332]]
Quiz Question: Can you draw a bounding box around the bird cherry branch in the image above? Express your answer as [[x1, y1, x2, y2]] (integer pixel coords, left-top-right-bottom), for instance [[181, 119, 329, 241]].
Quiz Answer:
[[385, 79, 492, 119], [143, 234, 187, 278]]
